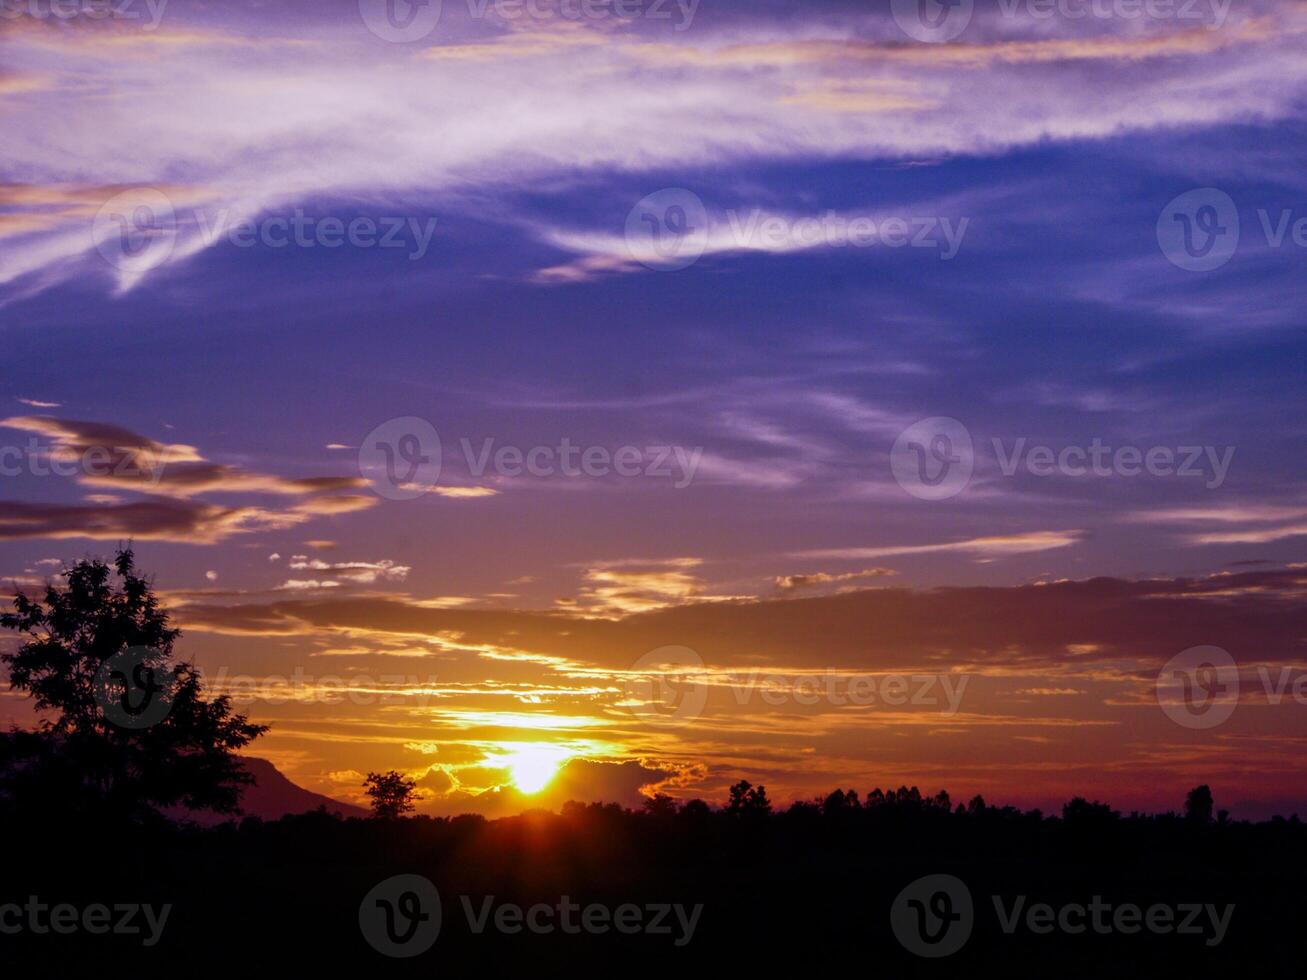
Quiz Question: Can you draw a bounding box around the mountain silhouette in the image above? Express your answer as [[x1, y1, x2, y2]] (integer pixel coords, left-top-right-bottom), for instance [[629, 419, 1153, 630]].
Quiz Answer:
[[171, 757, 366, 824]]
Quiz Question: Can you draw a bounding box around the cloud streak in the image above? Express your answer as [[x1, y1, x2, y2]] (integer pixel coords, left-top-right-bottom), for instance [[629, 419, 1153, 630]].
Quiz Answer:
[[3, 3, 1306, 294]]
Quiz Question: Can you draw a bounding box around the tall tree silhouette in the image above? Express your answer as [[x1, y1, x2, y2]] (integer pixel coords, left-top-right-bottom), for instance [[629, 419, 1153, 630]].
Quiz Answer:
[[1185, 784, 1215, 824], [0, 549, 266, 821]]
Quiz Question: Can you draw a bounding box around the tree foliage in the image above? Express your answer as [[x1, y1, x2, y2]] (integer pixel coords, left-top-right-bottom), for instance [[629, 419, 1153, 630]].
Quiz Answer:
[[364, 769, 418, 819], [0, 549, 266, 821]]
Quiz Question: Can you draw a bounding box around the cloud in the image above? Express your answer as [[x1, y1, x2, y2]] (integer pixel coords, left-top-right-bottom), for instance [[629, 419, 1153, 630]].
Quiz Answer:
[[1, 414, 202, 473], [1128, 503, 1307, 546], [418, 757, 680, 816], [794, 530, 1085, 561], [175, 565, 1307, 675], [567, 558, 715, 615], [286, 558, 411, 585], [0, 497, 314, 543], [145, 564, 1307, 815], [632, 17, 1286, 71], [0, 416, 368, 497], [774, 568, 897, 591], [0, 416, 376, 543], [277, 579, 343, 591], [535, 196, 975, 283], [3, 4, 1306, 295], [431, 486, 500, 498]]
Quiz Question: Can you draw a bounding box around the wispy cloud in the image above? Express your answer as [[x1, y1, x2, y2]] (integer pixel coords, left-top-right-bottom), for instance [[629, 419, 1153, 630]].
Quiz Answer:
[[4, 5, 1306, 295], [794, 530, 1086, 561]]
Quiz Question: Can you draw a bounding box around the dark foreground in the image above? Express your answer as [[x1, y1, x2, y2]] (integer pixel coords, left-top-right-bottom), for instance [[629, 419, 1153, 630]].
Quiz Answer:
[[3, 790, 1304, 978]]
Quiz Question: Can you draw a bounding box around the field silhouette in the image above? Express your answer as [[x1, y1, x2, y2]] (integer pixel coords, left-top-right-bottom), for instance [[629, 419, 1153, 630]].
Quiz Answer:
[[3, 782, 1304, 975]]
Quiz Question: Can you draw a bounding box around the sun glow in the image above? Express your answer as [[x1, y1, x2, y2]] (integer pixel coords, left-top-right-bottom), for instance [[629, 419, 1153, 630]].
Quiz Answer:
[[501, 745, 571, 794]]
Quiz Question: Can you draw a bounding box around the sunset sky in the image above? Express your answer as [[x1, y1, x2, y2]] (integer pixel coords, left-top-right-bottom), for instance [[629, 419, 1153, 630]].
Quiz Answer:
[[2, 0, 1306, 819]]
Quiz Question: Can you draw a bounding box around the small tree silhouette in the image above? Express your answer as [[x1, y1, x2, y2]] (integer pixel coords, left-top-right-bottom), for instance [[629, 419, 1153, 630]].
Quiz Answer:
[[364, 770, 417, 819], [643, 793, 679, 818], [0, 549, 266, 820], [1185, 785, 1215, 824], [726, 779, 771, 817]]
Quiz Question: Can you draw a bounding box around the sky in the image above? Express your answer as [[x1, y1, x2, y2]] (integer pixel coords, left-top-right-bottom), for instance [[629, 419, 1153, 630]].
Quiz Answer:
[[1, 0, 1306, 819]]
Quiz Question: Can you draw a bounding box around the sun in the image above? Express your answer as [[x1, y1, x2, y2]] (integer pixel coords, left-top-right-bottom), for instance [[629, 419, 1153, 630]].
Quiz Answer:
[[501, 745, 570, 794]]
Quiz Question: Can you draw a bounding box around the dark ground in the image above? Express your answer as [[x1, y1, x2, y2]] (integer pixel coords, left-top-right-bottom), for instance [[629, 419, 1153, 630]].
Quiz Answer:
[[2, 791, 1303, 977]]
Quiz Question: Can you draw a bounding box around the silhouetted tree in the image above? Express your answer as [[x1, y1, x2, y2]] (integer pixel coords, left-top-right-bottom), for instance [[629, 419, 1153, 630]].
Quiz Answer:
[[681, 798, 711, 821], [0, 550, 266, 821], [726, 779, 771, 817], [643, 793, 679, 818], [364, 770, 417, 818], [1061, 797, 1119, 830], [823, 788, 860, 815], [1185, 784, 1215, 824], [896, 785, 923, 806]]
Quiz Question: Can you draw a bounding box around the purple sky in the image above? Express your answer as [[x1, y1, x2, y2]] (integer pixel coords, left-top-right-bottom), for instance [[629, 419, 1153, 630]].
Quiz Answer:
[[1, 0, 1306, 818]]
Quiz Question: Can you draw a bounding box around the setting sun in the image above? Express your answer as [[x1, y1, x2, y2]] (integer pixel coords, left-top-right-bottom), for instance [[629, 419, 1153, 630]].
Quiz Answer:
[[501, 746, 571, 795]]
